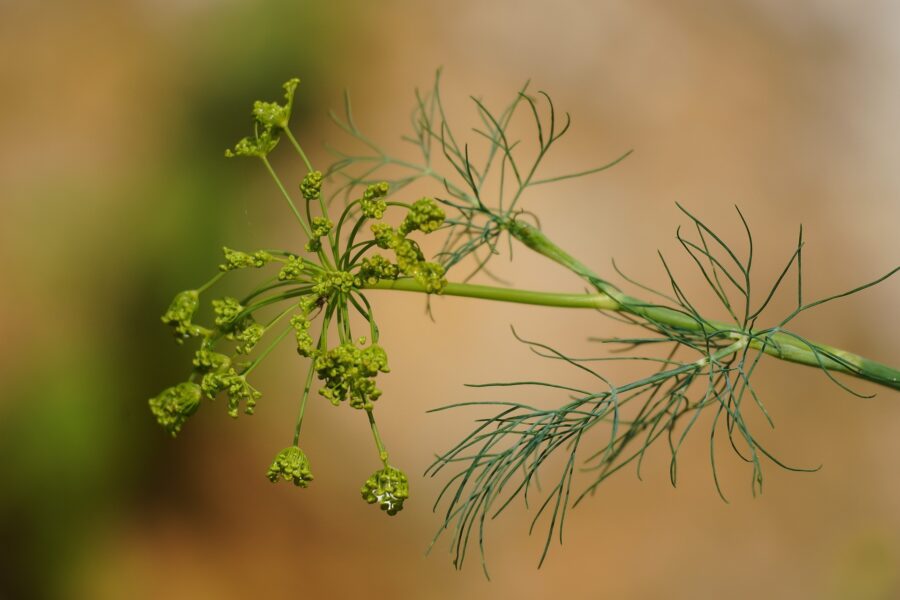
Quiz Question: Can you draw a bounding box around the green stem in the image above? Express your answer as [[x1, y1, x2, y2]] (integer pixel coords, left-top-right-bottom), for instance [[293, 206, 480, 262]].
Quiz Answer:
[[507, 220, 900, 391], [284, 128, 341, 263], [260, 156, 312, 238], [242, 326, 293, 375], [366, 278, 617, 310], [293, 360, 316, 445], [366, 408, 389, 466], [197, 272, 225, 294], [363, 278, 900, 391], [283, 128, 313, 172]]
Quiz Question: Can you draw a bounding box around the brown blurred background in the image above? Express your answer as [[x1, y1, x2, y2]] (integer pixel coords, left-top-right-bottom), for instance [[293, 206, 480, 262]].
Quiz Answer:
[[1, 1, 899, 598]]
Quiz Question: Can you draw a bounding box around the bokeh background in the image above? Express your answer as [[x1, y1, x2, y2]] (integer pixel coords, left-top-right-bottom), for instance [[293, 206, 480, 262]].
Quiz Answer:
[[2, 1, 899, 598]]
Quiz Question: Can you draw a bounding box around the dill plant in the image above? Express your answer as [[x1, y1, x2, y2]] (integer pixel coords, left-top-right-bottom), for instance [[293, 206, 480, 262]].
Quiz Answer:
[[150, 73, 899, 574]]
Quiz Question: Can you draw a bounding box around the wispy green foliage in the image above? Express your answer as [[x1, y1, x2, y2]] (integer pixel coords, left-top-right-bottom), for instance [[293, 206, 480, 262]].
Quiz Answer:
[[328, 69, 631, 282], [424, 203, 897, 574]]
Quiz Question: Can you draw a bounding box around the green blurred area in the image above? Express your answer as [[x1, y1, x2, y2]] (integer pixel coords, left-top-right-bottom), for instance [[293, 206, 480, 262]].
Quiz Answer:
[[1, 1, 898, 599], [1, 1, 354, 596]]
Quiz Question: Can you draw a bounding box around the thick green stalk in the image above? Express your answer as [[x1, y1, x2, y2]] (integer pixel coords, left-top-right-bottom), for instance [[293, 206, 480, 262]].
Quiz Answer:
[[366, 278, 618, 310], [364, 277, 900, 391], [507, 220, 899, 390]]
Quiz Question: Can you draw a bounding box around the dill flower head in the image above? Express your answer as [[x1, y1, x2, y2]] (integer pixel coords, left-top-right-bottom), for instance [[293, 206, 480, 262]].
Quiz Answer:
[[400, 197, 444, 235], [148, 382, 202, 437], [267, 446, 314, 487], [300, 170, 324, 201], [219, 247, 273, 272], [361, 465, 409, 516], [160, 290, 202, 342], [315, 343, 390, 410]]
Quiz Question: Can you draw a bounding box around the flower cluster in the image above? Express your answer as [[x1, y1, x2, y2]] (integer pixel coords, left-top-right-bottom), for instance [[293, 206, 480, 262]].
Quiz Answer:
[[226, 78, 299, 158], [361, 466, 409, 516], [301, 170, 324, 201], [193, 346, 231, 372], [212, 297, 260, 343], [224, 127, 280, 158], [252, 78, 299, 130], [161, 290, 204, 342], [267, 446, 314, 487], [306, 216, 334, 252], [312, 270, 356, 297], [235, 322, 265, 354], [290, 297, 318, 357], [220, 247, 273, 271], [361, 182, 389, 219], [357, 255, 399, 286], [315, 342, 390, 410], [363, 199, 447, 292], [400, 197, 446, 235], [278, 255, 305, 281], [212, 297, 244, 327], [148, 382, 202, 437], [201, 368, 262, 417]]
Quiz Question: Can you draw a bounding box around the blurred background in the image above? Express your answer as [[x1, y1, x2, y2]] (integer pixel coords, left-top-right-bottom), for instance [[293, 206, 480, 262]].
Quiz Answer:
[[2, 0, 899, 598]]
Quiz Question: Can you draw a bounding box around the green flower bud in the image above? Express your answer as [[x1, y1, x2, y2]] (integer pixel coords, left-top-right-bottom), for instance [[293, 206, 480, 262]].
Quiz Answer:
[[311, 216, 333, 238], [409, 260, 447, 294], [235, 322, 265, 354], [219, 247, 273, 271], [392, 236, 425, 273], [149, 382, 202, 437], [361, 344, 390, 374], [305, 216, 333, 253], [225, 127, 280, 158], [224, 370, 262, 417], [290, 314, 315, 357], [315, 343, 390, 410], [361, 465, 409, 516], [361, 182, 389, 219], [200, 368, 261, 417], [251, 78, 300, 130], [312, 270, 356, 297], [371, 223, 395, 249], [266, 446, 314, 487], [278, 255, 305, 281], [300, 170, 324, 201], [200, 370, 228, 399], [161, 290, 203, 342], [357, 255, 399, 285], [363, 181, 390, 200], [193, 347, 231, 372], [400, 197, 444, 235], [289, 296, 318, 357], [212, 297, 244, 328]]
